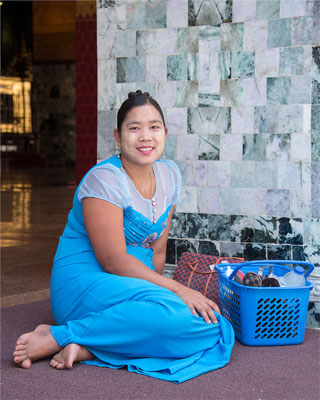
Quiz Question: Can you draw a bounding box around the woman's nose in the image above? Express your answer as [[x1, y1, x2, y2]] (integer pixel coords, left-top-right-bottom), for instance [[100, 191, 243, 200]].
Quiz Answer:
[[139, 127, 152, 140]]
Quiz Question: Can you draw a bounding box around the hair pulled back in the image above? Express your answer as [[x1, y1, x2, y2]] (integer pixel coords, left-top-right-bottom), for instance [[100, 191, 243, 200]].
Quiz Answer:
[[117, 90, 165, 132]]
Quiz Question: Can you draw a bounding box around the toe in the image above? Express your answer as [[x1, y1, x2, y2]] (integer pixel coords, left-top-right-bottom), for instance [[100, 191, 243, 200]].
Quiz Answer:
[[14, 349, 26, 357], [50, 359, 64, 369], [14, 354, 27, 363], [16, 335, 27, 346], [50, 359, 57, 367], [15, 344, 26, 352], [21, 359, 31, 369]]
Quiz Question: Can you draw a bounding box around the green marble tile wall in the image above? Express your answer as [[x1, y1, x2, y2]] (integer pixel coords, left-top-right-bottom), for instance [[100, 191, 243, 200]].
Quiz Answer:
[[97, 0, 320, 325]]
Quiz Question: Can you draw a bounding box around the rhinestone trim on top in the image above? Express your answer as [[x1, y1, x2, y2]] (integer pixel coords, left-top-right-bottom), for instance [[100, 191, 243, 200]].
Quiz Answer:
[[152, 197, 156, 224]]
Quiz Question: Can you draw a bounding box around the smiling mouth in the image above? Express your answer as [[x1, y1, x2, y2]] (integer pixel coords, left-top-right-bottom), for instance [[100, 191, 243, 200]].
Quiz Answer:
[[137, 147, 154, 153]]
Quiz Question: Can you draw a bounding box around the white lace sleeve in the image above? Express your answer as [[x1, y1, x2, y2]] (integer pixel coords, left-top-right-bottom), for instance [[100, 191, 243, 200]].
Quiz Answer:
[[158, 159, 182, 205], [78, 166, 127, 209], [168, 160, 182, 205]]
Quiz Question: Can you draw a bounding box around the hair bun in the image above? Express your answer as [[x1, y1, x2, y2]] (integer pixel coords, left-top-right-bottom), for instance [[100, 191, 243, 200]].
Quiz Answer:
[[118, 90, 165, 130], [128, 90, 149, 98]]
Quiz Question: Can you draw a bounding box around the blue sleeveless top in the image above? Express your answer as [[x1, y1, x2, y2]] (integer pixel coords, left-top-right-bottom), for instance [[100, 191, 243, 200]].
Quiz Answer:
[[53, 155, 181, 270]]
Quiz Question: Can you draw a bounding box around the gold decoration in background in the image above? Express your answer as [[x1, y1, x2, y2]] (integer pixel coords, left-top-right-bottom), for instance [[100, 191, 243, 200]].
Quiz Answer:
[[33, 1, 76, 63], [76, 0, 96, 18], [0, 77, 32, 135]]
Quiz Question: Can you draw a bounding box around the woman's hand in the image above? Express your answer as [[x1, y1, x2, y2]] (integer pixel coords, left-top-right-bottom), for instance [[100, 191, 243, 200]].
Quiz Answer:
[[173, 284, 221, 324]]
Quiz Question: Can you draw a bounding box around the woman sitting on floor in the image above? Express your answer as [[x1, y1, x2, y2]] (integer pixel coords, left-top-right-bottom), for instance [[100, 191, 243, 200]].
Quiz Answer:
[[13, 90, 234, 383]]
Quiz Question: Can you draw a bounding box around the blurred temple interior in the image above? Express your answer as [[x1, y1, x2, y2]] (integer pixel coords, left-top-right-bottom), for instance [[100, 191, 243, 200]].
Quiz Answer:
[[1, 0, 98, 306]]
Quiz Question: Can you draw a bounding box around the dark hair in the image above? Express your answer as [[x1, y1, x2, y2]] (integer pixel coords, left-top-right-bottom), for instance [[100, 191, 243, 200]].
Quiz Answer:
[[117, 90, 166, 132]]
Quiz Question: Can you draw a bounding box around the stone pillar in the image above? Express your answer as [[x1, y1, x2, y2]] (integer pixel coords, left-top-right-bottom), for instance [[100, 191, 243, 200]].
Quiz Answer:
[[76, 1, 97, 183]]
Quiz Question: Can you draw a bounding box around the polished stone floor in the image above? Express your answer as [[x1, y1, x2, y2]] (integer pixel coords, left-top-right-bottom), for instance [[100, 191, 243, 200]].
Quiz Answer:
[[1, 167, 76, 307]]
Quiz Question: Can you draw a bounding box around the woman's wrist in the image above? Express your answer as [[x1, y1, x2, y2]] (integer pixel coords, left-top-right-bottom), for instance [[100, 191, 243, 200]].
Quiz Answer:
[[164, 278, 182, 295]]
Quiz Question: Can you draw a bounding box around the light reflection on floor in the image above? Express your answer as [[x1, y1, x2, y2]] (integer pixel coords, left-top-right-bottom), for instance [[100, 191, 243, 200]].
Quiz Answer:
[[2, 184, 32, 244], [1, 167, 75, 306]]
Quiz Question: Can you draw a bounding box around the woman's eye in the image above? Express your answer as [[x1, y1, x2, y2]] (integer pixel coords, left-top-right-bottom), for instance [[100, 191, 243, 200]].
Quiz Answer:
[[130, 127, 139, 131], [151, 125, 160, 130]]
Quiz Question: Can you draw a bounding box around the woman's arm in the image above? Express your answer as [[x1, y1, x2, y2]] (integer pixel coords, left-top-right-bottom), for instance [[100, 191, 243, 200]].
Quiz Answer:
[[83, 197, 219, 323], [83, 198, 177, 285]]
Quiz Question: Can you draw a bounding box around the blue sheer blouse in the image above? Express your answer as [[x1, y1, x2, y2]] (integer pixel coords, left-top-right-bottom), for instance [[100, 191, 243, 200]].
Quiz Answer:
[[53, 156, 181, 268]]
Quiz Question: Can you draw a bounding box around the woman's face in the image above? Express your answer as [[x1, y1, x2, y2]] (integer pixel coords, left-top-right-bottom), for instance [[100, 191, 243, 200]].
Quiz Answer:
[[114, 104, 168, 167]]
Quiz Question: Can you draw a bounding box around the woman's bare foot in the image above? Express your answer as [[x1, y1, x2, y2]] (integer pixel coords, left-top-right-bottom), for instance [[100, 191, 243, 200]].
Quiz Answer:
[[13, 324, 61, 369], [50, 343, 94, 369]]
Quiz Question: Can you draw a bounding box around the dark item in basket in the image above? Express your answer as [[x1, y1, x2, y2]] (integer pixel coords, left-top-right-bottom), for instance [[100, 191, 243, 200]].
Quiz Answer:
[[243, 271, 262, 287], [172, 252, 244, 304], [242, 271, 281, 287], [261, 277, 280, 287], [233, 275, 243, 284]]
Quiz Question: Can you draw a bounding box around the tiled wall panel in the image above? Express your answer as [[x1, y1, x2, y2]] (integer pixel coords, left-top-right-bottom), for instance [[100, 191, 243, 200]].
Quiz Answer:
[[97, 0, 320, 326]]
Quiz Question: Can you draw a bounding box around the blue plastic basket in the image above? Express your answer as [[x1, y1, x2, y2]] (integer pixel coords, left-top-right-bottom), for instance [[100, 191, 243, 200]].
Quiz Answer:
[[215, 260, 315, 346]]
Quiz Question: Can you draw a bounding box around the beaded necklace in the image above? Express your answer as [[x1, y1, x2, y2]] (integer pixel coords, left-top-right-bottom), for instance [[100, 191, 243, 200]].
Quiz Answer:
[[122, 162, 157, 224]]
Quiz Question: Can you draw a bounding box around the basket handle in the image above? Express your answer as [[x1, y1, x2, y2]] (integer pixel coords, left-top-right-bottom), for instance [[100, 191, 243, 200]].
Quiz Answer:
[[217, 260, 315, 280]]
